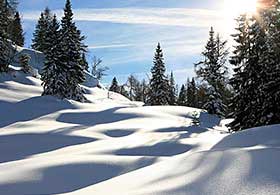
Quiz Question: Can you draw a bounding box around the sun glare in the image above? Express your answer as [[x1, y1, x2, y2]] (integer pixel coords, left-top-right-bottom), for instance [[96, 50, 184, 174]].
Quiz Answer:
[[224, 0, 258, 17]]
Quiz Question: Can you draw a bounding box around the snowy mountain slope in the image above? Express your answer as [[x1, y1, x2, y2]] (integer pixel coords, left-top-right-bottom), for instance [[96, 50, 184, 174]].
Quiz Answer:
[[0, 72, 279, 195]]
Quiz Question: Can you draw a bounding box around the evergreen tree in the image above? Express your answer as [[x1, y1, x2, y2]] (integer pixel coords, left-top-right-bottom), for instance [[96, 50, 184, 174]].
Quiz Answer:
[[80, 52, 89, 72], [177, 84, 187, 106], [186, 78, 197, 107], [168, 71, 177, 105], [8, 11, 24, 46], [41, 15, 68, 98], [109, 77, 120, 93], [19, 54, 31, 73], [195, 27, 229, 116], [229, 11, 271, 131], [60, 0, 87, 101], [260, 1, 280, 126], [0, 0, 15, 72], [196, 83, 208, 109], [119, 85, 129, 99], [32, 7, 52, 52], [147, 43, 169, 105]]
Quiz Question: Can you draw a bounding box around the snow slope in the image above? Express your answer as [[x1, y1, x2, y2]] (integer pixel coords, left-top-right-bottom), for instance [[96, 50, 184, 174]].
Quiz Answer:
[[0, 72, 279, 195]]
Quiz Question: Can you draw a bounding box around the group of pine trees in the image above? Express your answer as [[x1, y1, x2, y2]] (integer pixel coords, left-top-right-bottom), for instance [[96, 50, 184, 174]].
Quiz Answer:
[[109, 43, 207, 108], [229, 1, 280, 131], [0, 0, 24, 72], [32, 0, 88, 102]]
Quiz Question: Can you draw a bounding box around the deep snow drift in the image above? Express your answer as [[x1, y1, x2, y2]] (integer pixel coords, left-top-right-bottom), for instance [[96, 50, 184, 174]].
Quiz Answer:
[[0, 71, 279, 195]]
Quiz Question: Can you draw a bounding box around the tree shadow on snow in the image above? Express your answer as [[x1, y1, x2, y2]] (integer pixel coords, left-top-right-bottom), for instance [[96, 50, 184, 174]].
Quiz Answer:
[[56, 107, 149, 127], [0, 158, 157, 195], [0, 96, 76, 128], [114, 141, 196, 157], [103, 129, 136, 138], [0, 132, 97, 163]]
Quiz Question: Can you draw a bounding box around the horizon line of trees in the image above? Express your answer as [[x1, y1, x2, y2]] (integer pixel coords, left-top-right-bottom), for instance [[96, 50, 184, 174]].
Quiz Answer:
[[109, 1, 280, 132]]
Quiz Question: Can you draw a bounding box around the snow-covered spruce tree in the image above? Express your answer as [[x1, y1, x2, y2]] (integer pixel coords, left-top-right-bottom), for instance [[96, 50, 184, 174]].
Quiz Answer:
[[229, 12, 270, 131], [119, 85, 129, 99], [41, 15, 69, 98], [109, 77, 120, 93], [168, 71, 177, 105], [80, 52, 89, 72], [8, 11, 24, 46], [0, 0, 15, 72], [177, 84, 187, 106], [195, 27, 229, 117], [228, 15, 251, 131], [260, 2, 280, 126], [186, 78, 197, 108], [19, 54, 31, 73], [147, 43, 169, 105], [60, 0, 87, 102], [32, 7, 52, 53]]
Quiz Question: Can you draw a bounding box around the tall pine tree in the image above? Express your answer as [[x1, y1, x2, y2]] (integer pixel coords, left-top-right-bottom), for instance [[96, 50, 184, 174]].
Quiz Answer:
[[0, 0, 15, 72], [41, 15, 68, 98], [186, 78, 197, 107], [32, 7, 52, 52], [229, 2, 280, 131], [8, 11, 24, 46], [177, 84, 187, 106], [195, 27, 229, 117], [60, 0, 87, 102], [260, 1, 280, 126], [168, 71, 177, 105], [147, 43, 169, 105], [109, 77, 120, 93]]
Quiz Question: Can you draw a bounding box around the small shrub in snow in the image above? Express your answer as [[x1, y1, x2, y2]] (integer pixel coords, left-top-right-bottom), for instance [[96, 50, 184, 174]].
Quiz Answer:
[[192, 111, 200, 126]]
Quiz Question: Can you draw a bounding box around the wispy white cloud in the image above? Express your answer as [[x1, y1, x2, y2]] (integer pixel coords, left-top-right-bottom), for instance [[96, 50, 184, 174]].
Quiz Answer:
[[22, 7, 223, 27], [88, 43, 133, 49]]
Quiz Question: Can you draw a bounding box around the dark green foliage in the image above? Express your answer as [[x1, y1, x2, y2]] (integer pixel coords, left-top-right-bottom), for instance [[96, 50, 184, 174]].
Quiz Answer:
[[8, 11, 24, 46], [59, 0, 87, 101], [168, 71, 177, 105], [0, 0, 16, 72], [41, 15, 68, 98], [186, 78, 197, 107], [177, 84, 187, 106], [32, 7, 52, 52], [119, 85, 129, 99], [196, 83, 208, 109], [19, 54, 31, 73], [109, 77, 120, 93], [147, 43, 169, 105], [229, 2, 280, 131], [80, 52, 89, 72]]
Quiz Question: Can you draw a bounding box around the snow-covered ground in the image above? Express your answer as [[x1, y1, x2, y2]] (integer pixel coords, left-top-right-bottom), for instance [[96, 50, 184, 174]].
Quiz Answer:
[[0, 71, 279, 195]]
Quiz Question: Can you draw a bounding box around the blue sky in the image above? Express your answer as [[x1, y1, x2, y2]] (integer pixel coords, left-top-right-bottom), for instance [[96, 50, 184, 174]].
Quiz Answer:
[[18, 0, 234, 85]]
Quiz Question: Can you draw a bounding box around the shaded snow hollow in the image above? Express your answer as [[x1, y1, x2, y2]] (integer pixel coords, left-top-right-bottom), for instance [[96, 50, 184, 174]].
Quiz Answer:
[[0, 71, 279, 195]]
